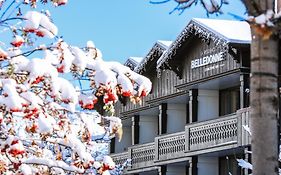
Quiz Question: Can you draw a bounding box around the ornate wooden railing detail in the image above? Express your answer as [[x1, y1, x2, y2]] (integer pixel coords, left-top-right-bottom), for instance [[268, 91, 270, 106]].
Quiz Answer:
[[129, 142, 155, 170], [186, 114, 238, 151], [110, 151, 129, 167], [155, 131, 185, 161], [110, 108, 251, 173]]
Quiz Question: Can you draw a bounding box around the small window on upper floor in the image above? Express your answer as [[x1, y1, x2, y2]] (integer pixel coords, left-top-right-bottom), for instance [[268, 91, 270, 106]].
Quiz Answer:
[[219, 86, 240, 116]]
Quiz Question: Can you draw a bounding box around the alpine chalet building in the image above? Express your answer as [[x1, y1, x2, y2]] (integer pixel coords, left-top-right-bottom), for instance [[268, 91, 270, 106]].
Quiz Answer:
[[111, 18, 255, 175]]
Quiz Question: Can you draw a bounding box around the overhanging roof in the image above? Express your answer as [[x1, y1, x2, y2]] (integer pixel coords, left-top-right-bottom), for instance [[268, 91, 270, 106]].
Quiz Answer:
[[156, 18, 251, 70], [134, 40, 172, 74], [193, 18, 251, 44]]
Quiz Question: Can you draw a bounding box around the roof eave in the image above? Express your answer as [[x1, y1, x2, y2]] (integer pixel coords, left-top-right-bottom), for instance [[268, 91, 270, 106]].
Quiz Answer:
[[134, 42, 167, 74], [156, 19, 252, 71]]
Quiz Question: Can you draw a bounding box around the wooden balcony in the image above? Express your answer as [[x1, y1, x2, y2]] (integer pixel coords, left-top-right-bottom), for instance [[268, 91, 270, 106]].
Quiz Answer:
[[186, 113, 238, 152], [129, 142, 155, 170], [111, 108, 250, 173], [155, 131, 186, 163], [110, 151, 129, 167]]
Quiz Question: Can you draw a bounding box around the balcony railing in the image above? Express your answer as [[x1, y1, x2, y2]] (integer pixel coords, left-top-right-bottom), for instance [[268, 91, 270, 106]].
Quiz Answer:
[[111, 108, 250, 173], [186, 114, 237, 151], [155, 131, 185, 162], [129, 142, 155, 170], [110, 151, 129, 167]]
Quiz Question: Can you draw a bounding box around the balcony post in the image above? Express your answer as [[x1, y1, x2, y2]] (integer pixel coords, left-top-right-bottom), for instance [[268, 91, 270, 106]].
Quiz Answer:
[[185, 125, 190, 151], [158, 165, 167, 175], [278, 58, 281, 139], [189, 89, 198, 123], [186, 89, 198, 152], [110, 138, 115, 153], [128, 147, 132, 170], [132, 115, 139, 145], [154, 136, 159, 161], [188, 156, 198, 175], [240, 71, 250, 108], [243, 146, 252, 175], [159, 103, 167, 134], [237, 109, 243, 146]]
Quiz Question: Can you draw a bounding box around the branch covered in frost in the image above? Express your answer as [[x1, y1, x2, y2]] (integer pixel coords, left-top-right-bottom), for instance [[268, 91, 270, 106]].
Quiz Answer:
[[24, 158, 84, 173], [0, 1, 150, 174], [150, 0, 228, 15], [237, 159, 253, 170]]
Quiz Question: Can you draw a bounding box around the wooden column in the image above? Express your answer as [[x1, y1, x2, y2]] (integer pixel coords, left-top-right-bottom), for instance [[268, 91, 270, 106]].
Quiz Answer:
[[244, 147, 252, 175], [132, 115, 139, 145], [158, 103, 167, 135], [188, 156, 198, 175], [240, 72, 250, 109], [110, 138, 115, 153], [278, 47, 281, 145], [189, 89, 198, 123], [158, 165, 167, 175]]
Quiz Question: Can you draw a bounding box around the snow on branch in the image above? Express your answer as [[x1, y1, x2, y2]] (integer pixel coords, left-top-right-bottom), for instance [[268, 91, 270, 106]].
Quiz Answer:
[[150, 0, 228, 15], [237, 159, 253, 170], [24, 158, 84, 174], [0, 1, 151, 174], [151, 0, 281, 40]]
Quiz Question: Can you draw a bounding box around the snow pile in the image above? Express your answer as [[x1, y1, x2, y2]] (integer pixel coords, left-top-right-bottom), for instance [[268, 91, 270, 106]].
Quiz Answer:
[[24, 11, 58, 38], [242, 124, 252, 136], [24, 158, 84, 173], [237, 159, 252, 170]]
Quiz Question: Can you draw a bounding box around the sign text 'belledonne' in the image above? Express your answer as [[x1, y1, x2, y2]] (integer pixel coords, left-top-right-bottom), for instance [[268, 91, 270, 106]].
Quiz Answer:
[[191, 52, 224, 69]]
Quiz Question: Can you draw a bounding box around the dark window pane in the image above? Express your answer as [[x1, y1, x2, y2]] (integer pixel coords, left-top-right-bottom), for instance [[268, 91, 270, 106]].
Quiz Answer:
[[220, 87, 240, 116]]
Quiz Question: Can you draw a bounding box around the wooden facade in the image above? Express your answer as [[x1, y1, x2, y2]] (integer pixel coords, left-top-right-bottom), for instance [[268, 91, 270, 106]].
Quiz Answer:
[[111, 18, 254, 175]]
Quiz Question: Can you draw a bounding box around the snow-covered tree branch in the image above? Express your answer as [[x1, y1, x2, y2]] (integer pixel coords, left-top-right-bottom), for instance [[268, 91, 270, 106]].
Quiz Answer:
[[0, 1, 151, 174]]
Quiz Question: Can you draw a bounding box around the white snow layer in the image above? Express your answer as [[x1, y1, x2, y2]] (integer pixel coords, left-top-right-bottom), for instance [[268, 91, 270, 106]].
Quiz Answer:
[[193, 18, 251, 43], [24, 11, 58, 38], [24, 158, 84, 173]]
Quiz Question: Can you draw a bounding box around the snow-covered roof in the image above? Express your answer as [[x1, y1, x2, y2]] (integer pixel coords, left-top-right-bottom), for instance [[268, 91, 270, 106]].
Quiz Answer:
[[129, 57, 143, 64], [124, 57, 143, 70], [193, 18, 251, 44], [157, 18, 251, 70], [134, 40, 172, 73], [157, 40, 173, 49]]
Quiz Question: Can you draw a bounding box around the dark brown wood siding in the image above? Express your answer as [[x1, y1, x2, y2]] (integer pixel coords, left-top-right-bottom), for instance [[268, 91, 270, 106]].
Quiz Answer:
[[117, 39, 241, 116], [180, 39, 240, 84]]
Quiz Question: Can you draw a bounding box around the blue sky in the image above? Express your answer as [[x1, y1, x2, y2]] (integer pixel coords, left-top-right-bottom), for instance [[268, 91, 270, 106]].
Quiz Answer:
[[46, 1, 246, 63]]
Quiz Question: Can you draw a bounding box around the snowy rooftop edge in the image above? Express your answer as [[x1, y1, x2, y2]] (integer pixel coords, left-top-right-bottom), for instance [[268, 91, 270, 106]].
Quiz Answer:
[[193, 18, 252, 44], [157, 40, 173, 49], [129, 57, 143, 64]]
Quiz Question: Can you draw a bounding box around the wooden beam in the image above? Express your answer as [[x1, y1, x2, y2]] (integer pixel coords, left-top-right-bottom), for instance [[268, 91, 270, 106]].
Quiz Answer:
[[188, 156, 198, 175], [158, 165, 167, 175], [240, 72, 250, 108], [158, 103, 167, 135], [189, 89, 198, 123], [132, 115, 139, 145], [110, 138, 115, 154]]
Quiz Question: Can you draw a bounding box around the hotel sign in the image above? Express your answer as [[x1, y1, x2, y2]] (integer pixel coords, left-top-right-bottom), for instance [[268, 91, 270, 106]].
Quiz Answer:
[[191, 52, 224, 69]]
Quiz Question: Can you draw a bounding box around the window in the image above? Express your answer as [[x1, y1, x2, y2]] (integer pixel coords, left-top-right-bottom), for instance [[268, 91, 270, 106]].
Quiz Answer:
[[219, 87, 240, 116]]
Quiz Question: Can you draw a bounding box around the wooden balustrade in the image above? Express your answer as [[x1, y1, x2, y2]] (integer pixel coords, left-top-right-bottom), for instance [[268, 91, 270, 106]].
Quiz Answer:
[[155, 131, 185, 162], [110, 108, 251, 173], [129, 142, 155, 170], [186, 114, 238, 151], [111, 151, 129, 167]]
